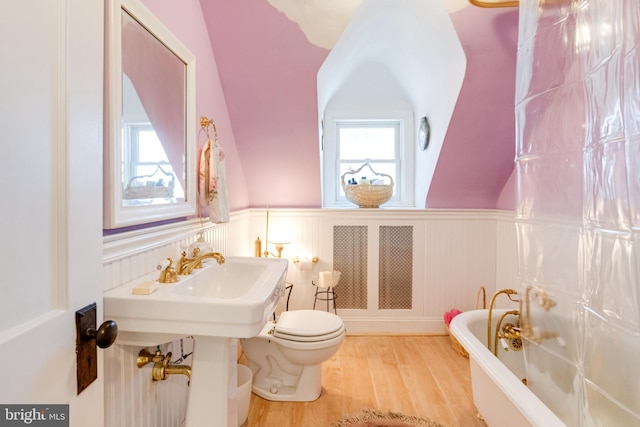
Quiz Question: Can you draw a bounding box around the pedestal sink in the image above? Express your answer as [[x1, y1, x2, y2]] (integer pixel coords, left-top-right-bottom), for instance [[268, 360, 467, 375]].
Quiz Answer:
[[104, 256, 289, 427]]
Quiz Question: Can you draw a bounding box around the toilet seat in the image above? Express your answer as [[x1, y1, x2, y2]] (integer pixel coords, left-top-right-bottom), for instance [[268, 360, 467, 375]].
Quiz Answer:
[[273, 310, 344, 342], [274, 325, 345, 342]]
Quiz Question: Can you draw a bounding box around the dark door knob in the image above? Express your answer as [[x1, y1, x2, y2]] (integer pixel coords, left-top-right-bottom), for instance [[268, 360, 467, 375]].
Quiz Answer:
[[76, 303, 118, 394], [83, 320, 118, 348]]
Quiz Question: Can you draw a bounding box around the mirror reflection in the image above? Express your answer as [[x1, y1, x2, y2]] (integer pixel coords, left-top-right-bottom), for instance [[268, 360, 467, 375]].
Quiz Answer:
[[104, 0, 196, 229], [121, 9, 186, 206]]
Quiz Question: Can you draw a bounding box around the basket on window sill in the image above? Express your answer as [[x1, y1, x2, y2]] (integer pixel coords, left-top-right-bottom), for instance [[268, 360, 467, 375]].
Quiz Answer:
[[123, 184, 174, 200], [123, 166, 176, 200], [341, 163, 394, 208]]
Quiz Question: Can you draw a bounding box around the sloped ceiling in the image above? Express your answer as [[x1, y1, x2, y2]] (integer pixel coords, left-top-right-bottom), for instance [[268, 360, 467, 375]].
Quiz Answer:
[[199, 0, 518, 209]]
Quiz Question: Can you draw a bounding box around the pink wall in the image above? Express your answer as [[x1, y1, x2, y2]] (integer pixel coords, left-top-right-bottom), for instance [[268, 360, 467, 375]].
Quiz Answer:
[[426, 6, 518, 209], [141, 0, 249, 211], [200, 0, 328, 208]]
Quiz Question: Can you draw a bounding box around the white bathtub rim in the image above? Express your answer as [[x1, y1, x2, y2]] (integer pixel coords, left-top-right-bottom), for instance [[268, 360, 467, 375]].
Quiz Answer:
[[450, 309, 566, 427]]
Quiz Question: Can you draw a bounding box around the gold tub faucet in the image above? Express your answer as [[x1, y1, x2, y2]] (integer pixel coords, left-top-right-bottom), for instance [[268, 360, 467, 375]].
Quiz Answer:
[[177, 248, 225, 275]]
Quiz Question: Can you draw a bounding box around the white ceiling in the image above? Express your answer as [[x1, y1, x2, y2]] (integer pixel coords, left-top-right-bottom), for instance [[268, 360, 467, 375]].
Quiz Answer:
[[267, 0, 471, 49]]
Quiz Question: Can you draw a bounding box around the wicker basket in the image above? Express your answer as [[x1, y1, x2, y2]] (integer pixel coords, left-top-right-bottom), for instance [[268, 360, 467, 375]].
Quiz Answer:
[[123, 166, 175, 200], [446, 324, 469, 358], [123, 184, 173, 200], [446, 286, 486, 358], [341, 163, 394, 208]]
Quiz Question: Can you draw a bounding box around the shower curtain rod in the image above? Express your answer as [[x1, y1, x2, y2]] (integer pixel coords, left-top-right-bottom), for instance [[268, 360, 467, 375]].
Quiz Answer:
[[468, 0, 518, 7], [469, 0, 574, 7]]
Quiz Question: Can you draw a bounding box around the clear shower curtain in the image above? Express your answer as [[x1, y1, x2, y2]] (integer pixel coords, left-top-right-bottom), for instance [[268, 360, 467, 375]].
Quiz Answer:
[[516, 0, 640, 424]]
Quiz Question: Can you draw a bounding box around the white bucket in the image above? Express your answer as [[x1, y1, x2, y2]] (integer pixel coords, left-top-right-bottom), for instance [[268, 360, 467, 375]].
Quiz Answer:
[[237, 364, 252, 427]]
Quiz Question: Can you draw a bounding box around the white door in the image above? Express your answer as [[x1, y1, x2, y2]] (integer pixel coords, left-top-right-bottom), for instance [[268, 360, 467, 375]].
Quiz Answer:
[[0, 0, 105, 425]]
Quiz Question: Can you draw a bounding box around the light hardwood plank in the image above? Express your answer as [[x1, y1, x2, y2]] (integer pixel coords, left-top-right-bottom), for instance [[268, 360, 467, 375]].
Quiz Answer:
[[241, 335, 487, 427]]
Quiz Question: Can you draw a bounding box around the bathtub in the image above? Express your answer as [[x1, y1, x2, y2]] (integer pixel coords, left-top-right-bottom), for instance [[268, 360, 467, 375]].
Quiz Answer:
[[449, 309, 565, 427]]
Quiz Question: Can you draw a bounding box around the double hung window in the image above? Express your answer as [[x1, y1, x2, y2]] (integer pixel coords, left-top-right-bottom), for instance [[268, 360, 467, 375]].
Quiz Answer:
[[322, 114, 414, 207]]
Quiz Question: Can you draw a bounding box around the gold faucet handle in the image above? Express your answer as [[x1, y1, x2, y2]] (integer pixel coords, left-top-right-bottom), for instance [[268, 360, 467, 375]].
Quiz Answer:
[[157, 258, 179, 283], [137, 349, 163, 368], [191, 247, 204, 269]]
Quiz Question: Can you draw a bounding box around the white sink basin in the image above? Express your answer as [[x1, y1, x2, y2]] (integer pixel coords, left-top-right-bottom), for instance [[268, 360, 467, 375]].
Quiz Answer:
[[104, 256, 289, 345], [171, 257, 270, 298]]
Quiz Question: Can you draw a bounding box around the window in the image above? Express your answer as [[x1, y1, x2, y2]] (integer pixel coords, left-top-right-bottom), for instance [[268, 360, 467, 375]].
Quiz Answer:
[[322, 113, 414, 207], [122, 123, 184, 200], [338, 121, 399, 198]]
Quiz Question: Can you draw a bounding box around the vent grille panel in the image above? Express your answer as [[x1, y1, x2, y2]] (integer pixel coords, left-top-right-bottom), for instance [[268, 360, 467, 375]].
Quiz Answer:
[[333, 225, 368, 309], [379, 226, 413, 309]]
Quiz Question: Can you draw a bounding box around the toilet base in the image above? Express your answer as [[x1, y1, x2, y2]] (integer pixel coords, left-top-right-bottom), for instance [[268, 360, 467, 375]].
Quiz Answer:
[[251, 364, 322, 402]]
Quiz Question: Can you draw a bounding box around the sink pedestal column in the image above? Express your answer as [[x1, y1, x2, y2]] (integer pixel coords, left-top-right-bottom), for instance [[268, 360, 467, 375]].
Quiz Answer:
[[184, 336, 238, 427]]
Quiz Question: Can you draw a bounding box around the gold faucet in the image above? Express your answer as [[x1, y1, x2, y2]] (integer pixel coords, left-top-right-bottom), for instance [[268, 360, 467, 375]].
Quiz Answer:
[[487, 288, 519, 352], [137, 349, 191, 384], [177, 248, 225, 275], [493, 309, 522, 355]]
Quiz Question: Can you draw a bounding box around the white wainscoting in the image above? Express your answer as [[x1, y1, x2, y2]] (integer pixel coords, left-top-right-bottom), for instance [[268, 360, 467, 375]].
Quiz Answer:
[[102, 208, 516, 427]]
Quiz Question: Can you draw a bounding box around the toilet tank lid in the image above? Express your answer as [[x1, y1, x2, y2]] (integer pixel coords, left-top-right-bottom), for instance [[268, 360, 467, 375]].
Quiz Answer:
[[276, 310, 343, 337]]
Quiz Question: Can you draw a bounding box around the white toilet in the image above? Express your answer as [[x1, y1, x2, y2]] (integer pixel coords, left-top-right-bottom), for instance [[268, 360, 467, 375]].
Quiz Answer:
[[240, 309, 345, 402]]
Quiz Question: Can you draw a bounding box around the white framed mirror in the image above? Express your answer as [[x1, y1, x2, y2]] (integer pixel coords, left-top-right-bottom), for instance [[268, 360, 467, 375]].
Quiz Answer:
[[104, 0, 196, 229]]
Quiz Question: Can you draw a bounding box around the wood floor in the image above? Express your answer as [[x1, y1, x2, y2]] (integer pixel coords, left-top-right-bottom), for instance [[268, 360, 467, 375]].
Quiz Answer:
[[240, 335, 487, 427]]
